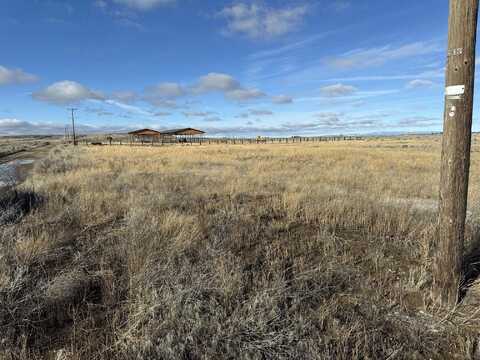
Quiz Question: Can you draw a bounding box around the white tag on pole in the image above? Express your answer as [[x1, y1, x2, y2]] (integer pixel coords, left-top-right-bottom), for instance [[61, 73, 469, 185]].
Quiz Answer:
[[445, 85, 465, 96]]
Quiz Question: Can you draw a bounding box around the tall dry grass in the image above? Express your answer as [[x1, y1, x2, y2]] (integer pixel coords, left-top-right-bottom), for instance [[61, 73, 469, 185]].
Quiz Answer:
[[1, 136, 480, 359]]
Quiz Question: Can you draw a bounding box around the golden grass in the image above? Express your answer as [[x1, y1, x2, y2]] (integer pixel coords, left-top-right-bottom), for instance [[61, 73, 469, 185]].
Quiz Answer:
[[1, 135, 480, 359]]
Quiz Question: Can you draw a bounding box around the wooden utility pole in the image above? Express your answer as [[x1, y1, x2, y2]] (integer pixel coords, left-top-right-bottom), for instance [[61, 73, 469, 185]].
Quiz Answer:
[[434, 0, 479, 306], [69, 108, 78, 146]]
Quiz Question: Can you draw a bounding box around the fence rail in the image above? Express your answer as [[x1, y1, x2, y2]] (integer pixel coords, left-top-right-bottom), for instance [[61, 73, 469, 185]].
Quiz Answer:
[[74, 135, 364, 146]]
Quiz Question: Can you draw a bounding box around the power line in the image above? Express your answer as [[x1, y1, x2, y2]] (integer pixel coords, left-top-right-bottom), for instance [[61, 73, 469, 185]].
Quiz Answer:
[[68, 108, 78, 146]]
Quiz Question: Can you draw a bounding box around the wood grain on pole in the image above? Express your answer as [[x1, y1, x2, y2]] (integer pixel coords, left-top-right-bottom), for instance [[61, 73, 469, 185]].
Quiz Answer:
[[434, 0, 479, 306]]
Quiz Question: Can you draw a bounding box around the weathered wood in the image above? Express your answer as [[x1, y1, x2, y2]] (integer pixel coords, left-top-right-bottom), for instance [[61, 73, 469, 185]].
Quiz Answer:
[[434, 0, 479, 306]]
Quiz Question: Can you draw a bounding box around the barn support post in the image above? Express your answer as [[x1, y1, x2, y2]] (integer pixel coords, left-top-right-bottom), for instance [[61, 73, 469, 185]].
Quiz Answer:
[[433, 0, 479, 307]]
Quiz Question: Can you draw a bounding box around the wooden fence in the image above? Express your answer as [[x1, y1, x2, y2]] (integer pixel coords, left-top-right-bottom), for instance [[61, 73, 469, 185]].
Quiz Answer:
[[78, 135, 364, 146]]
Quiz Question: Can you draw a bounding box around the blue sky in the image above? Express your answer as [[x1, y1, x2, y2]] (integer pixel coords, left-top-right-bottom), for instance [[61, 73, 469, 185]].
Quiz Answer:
[[0, 0, 470, 136]]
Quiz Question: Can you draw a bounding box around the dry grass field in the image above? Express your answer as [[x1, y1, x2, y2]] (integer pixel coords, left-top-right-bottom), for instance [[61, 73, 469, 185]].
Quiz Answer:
[[0, 136, 56, 161], [2, 135, 480, 359]]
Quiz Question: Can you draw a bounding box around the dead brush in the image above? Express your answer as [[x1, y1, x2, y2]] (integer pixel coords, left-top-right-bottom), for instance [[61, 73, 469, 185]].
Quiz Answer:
[[1, 138, 480, 359]]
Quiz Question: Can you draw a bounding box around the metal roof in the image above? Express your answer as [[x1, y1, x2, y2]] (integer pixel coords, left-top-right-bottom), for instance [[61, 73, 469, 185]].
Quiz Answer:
[[128, 129, 162, 135], [160, 128, 205, 135], [129, 128, 205, 136]]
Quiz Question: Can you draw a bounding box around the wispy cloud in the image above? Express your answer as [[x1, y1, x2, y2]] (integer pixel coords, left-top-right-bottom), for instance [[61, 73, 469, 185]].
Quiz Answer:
[[218, 3, 309, 39], [111, 90, 137, 104], [272, 95, 293, 104], [103, 99, 153, 116], [325, 41, 442, 70], [298, 89, 400, 103], [249, 109, 273, 116], [112, 0, 176, 11], [84, 107, 114, 117], [248, 32, 331, 60], [244, 32, 334, 83], [154, 111, 171, 117], [202, 111, 387, 136], [204, 116, 223, 122], [0, 65, 38, 85], [320, 83, 357, 97], [318, 69, 444, 83], [330, 0, 351, 12], [182, 111, 217, 117], [396, 116, 440, 127], [406, 79, 436, 89]]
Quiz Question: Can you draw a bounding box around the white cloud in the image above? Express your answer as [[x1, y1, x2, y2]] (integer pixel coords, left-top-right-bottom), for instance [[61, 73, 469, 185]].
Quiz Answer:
[[0, 118, 131, 136], [326, 41, 442, 70], [111, 90, 137, 103], [225, 88, 265, 101], [272, 95, 293, 104], [191, 72, 265, 102], [146, 82, 185, 98], [219, 3, 308, 39], [406, 79, 435, 89], [32, 81, 104, 104], [143, 82, 185, 108], [249, 109, 273, 116], [320, 83, 357, 97], [112, 0, 175, 11], [0, 65, 38, 85], [192, 73, 240, 93]]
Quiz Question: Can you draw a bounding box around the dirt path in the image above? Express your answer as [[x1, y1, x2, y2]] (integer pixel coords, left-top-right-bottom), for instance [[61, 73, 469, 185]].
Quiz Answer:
[[0, 143, 56, 188]]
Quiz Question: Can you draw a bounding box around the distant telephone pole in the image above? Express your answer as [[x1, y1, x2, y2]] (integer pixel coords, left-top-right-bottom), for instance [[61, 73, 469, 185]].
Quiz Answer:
[[434, 0, 479, 306], [68, 108, 78, 146]]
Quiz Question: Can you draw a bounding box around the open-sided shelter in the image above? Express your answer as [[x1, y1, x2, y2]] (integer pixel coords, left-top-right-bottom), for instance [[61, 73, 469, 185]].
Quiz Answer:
[[128, 129, 162, 144], [128, 128, 205, 144]]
